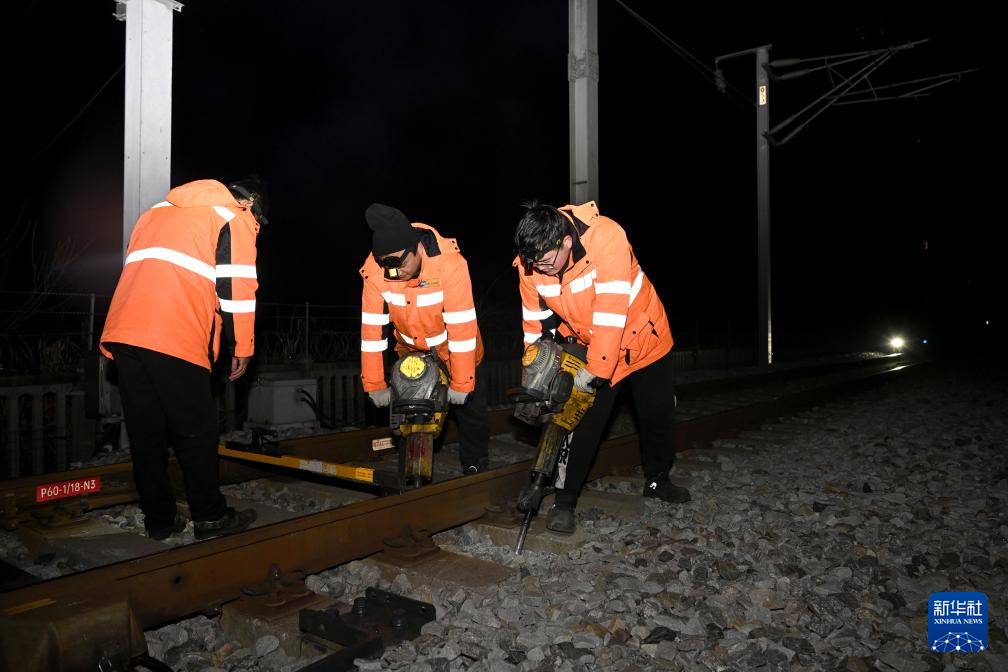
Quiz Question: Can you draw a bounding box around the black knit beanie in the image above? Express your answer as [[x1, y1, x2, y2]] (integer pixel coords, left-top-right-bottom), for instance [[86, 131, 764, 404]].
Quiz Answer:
[[366, 203, 420, 256]]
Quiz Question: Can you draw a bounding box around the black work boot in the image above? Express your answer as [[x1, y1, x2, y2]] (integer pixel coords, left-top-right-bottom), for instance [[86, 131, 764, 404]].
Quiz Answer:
[[147, 512, 187, 541], [643, 472, 691, 504], [193, 507, 258, 540], [545, 502, 576, 534]]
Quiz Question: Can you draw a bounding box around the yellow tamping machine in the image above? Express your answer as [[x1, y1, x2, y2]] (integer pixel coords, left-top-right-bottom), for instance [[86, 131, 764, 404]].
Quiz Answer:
[[508, 336, 596, 553]]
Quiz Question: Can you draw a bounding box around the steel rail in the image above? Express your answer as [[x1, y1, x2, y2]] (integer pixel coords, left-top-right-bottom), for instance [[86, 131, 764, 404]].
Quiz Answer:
[[0, 358, 917, 630], [0, 352, 905, 522], [0, 411, 522, 527]]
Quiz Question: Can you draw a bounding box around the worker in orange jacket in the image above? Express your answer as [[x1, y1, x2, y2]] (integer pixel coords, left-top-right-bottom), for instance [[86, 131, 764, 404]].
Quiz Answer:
[[514, 200, 690, 534], [100, 178, 266, 540], [359, 203, 489, 473]]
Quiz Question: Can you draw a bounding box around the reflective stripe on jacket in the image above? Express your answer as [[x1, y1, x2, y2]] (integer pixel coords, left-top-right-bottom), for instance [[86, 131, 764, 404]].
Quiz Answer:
[[359, 223, 483, 393], [100, 179, 260, 369], [513, 201, 673, 385]]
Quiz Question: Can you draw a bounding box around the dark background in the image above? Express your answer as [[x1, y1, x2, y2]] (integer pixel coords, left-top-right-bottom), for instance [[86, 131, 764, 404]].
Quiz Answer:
[[3, 1, 999, 357]]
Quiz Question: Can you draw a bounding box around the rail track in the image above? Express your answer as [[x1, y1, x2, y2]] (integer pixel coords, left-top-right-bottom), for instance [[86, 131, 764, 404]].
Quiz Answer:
[[0, 353, 918, 669], [0, 353, 907, 526]]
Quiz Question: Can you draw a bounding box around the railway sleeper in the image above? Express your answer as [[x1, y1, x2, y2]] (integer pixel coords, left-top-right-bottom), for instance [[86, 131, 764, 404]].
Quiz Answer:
[[0, 585, 146, 672]]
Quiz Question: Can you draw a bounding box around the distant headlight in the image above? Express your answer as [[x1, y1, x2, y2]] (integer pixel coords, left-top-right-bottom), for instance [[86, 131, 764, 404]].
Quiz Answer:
[[889, 337, 905, 351]]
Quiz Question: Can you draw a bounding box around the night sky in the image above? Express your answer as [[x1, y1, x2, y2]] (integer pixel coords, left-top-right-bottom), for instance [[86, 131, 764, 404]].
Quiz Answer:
[[3, 1, 999, 355]]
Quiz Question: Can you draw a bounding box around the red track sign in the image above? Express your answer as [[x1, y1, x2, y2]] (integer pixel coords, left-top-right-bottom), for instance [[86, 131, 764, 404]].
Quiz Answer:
[[36, 476, 102, 503]]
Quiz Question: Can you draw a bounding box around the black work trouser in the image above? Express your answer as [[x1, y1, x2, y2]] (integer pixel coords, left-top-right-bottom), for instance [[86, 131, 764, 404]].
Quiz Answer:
[[105, 343, 227, 530], [554, 349, 677, 507], [453, 364, 490, 469]]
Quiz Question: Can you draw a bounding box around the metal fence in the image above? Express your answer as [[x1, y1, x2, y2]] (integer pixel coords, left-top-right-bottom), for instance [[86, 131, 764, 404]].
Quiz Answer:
[[218, 345, 753, 434], [0, 291, 729, 370], [0, 290, 106, 375], [1, 290, 755, 476], [0, 383, 94, 478], [252, 302, 526, 364]]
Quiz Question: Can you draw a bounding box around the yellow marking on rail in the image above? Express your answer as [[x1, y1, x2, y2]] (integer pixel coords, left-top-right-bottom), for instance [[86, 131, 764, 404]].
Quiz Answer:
[[5, 597, 56, 615]]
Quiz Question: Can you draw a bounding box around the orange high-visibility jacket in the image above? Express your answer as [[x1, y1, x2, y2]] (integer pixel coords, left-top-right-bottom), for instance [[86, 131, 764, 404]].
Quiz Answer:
[[100, 179, 260, 370], [514, 202, 673, 385], [359, 223, 483, 393]]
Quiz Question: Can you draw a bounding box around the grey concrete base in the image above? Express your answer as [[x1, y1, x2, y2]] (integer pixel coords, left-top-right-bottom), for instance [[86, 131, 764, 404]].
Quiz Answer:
[[174, 499, 291, 532], [546, 489, 646, 520], [221, 594, 338, 658], [19, 518, 168, 567], [366, 549, 517, 591], [468, 515, 590, 555], [469, 484, 651, 554]]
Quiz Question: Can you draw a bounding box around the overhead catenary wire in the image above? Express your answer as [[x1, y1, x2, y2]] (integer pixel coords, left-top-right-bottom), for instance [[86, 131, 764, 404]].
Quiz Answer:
[[769, 51, 885, 82], [769, 39, 928, 83], [831, 68, 978, 105], [764, 39, 979, 143], [613, 0, 753, 112], [27, 61, 125, 167], [769, 51, 896, 145], [834, 80, 945, 104], [768, 39, 929, 69], [0, 0, 39, 48]]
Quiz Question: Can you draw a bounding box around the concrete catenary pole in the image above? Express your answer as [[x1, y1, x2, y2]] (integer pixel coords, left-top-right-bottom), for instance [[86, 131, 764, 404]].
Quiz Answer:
[[569, 0, 599, 205], [756, 46, 771, 365], [119, 0, 178, 260]]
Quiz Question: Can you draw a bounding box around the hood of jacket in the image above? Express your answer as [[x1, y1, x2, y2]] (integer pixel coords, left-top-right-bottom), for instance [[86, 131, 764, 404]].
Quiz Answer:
[[166, 179, 242, 209]]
